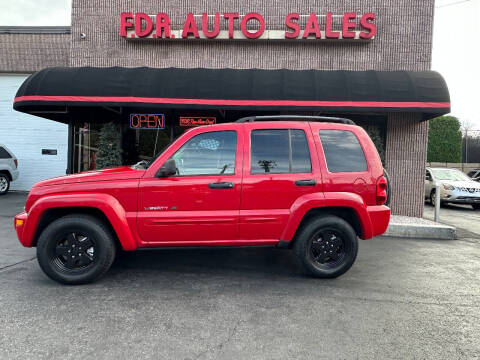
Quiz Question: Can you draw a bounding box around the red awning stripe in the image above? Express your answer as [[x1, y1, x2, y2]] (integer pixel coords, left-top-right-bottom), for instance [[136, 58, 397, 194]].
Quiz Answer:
[[14, 95, 451, 109]]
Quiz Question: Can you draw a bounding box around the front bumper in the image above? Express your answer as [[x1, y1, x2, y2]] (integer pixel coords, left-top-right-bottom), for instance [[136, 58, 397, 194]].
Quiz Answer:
[[14, 212, 29, 247], [441, 189, 480, 204], [443, 197, 480, 205]]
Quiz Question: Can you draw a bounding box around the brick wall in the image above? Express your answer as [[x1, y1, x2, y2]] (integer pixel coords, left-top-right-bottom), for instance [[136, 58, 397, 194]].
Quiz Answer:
[[385, 114, 429, 217], [0, 33, 70, 72], [0, 0, 436, 216], [69, 0, 435, 71], [68, 0, 434, 216]]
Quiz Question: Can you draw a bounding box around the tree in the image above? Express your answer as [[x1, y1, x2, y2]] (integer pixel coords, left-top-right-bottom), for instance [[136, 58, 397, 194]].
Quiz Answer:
[[96, 122, 123, 169], [427, 116, 462, 162]]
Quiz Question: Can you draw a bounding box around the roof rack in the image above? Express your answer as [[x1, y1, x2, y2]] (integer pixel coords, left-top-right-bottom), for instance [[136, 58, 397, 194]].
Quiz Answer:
[[235, 115, 355, 125]]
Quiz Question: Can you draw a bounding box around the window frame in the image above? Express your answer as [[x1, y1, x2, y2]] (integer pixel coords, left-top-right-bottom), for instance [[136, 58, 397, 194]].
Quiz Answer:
[[249, 128, 312, 175], [318, 129, 369, 174], [468, 170, 479, 178], [167, 130, 238, 177]]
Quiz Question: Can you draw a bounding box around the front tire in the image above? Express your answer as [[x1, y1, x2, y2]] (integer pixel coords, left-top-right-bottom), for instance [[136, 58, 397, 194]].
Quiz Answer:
[[0, 173, 10, 195], [37, 215, 116, 284], [472, 204, 480, 210], [293, 216, 358, 278]]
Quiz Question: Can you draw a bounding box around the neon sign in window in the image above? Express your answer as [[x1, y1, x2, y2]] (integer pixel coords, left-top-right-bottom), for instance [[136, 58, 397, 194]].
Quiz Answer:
[[130, 114, 165, 129]]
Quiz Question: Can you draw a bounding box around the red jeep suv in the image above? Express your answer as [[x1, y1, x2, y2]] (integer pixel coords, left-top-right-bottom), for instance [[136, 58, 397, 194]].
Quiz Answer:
[[14, 116, 390, 284]]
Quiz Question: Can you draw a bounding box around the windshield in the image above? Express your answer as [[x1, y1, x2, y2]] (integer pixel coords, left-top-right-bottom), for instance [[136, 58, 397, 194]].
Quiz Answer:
[[431, 169, 471, 182]]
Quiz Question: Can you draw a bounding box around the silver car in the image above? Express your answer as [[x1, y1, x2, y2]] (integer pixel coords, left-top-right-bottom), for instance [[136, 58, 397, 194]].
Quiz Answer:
[[0, 144, 19, 195], [425, 167, 480, 210]]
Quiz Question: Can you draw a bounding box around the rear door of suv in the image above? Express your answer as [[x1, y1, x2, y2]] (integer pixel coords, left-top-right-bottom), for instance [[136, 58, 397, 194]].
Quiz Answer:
[[239, 122, 323, 241], [310, 123, 377, 206]]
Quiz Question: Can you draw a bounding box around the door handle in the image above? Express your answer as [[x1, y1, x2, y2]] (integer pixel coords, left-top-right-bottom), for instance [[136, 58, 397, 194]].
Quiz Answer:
[[295, 179, 317, 187], [209, 182, 234, 189]]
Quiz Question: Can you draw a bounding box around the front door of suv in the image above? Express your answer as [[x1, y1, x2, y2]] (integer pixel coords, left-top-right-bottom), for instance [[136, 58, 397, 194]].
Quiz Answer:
[[137, 126, 243, 245], [240, 122, 323, 241]]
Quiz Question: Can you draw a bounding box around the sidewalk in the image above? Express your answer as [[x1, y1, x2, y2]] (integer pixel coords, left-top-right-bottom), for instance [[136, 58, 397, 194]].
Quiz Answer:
[[384, 215, 456, 240]]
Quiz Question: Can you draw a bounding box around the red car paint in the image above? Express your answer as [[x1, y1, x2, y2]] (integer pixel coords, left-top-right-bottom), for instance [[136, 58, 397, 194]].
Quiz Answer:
[[14, 121, 390, 249]]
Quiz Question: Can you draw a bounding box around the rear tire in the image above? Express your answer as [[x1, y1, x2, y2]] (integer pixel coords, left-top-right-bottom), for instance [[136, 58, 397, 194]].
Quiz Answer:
[[472, 204, 480, 210], [37, 214, 116, 285], [0, 173, 10, 195], [293, 216, 358, 278]]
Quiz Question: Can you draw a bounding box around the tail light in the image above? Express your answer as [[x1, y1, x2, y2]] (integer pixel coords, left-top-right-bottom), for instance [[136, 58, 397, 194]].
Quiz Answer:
[[14, 159, 18, 168], [376, 176, 387, 205]]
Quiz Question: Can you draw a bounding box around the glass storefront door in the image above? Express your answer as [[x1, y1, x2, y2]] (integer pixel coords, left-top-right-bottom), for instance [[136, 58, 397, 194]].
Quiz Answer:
[[73, 123, 100, 173], [72, 120, 175, 173]]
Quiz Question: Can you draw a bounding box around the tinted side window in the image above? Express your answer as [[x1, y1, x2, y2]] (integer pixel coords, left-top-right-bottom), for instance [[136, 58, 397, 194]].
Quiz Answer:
[[291, 130, 312, 173], [319, 130, 367, 173], [170, 131, 237, 176], [0, 147, 11, 159], [251, 129, 311, 174]]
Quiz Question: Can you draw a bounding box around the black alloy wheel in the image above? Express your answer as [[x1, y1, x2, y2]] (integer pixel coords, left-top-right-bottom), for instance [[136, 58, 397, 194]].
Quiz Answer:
[[308, 228, 346, 269], [293, 215, 358, 278], [52, 232, 96, 272], [37, 215, 116, 284]]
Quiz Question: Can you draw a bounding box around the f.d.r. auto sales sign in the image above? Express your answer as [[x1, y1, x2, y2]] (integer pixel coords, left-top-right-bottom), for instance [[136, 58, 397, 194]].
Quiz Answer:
[[120, 12, 376, 41]]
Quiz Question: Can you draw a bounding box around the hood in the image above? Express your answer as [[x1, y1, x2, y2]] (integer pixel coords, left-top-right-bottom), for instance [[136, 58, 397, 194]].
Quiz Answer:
[[440, 180, 480, 189], [34, 166, 145, 187]]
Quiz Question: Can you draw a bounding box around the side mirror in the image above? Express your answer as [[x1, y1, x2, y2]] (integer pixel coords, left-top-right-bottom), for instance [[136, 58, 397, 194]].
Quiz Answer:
[[156, 159, 177, 177]]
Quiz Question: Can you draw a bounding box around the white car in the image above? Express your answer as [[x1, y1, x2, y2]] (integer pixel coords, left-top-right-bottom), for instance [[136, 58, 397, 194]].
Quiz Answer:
[[0, 144, 19, 195], [425, 167, 480, 210]]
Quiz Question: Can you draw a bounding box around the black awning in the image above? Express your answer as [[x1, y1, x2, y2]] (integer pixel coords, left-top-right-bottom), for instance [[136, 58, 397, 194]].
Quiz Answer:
[[13, 67, 450, 122]]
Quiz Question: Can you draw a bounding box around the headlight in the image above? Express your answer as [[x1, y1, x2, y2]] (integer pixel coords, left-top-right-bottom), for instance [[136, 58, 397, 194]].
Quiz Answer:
[[443, 184, 455, 191]]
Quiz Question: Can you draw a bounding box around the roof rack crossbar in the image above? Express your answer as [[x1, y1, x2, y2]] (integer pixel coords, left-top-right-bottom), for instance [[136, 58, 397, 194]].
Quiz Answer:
[[235, 115, 355, 125]]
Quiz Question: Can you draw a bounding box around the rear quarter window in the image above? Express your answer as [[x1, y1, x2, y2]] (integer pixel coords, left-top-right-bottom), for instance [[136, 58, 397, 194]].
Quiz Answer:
[[0, 147, 12, 159], [319, 130, 367, 173]]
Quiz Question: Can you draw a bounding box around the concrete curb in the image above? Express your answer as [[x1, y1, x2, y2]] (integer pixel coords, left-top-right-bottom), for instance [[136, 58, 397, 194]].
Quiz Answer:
[[383, 216, 456, 240]]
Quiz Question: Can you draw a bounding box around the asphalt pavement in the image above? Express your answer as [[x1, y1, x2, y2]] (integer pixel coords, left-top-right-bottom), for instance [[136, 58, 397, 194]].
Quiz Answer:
[[0, 192, 479, 359], [424, 201, 480, 238]]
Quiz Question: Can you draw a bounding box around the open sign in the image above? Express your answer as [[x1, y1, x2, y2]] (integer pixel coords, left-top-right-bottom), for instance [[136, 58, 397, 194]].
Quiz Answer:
[[130, 113, 165, 129]]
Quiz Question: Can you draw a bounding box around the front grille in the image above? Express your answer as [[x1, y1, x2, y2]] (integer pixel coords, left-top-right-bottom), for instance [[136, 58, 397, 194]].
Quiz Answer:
[[458, 187, 480, 193]]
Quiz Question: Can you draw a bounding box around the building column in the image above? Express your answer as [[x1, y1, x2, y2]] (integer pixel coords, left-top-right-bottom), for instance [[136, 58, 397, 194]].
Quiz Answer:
[[384, 113, 428, 217]]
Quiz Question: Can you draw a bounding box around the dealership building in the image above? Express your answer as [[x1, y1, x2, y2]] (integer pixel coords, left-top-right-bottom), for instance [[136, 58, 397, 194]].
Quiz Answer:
[[0, 0, 450, 217]]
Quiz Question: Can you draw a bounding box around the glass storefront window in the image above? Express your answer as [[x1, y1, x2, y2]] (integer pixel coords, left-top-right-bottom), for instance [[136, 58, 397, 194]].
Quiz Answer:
[[73, 123, 101, 173], [71, 112, 387, 173], [73, 120, 176, 173]]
